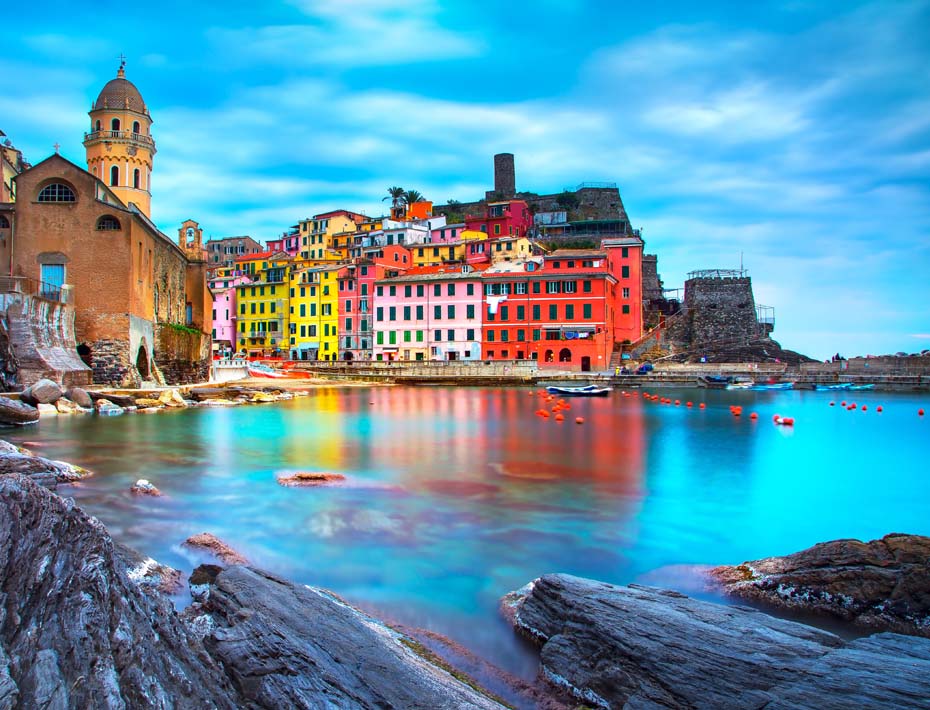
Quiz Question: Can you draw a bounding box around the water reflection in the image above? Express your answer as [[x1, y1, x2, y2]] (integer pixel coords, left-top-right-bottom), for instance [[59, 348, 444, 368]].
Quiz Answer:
[[5, 385, 929, 678]]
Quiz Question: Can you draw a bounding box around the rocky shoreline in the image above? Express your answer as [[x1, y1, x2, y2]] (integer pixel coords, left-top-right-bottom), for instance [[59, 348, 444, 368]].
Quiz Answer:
[[1, 445, 928, 708]]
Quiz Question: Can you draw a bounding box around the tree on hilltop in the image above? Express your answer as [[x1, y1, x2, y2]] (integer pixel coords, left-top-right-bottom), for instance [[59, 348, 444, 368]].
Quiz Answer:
[[383, 186, 405, 212], [402, 189, 426, 206]]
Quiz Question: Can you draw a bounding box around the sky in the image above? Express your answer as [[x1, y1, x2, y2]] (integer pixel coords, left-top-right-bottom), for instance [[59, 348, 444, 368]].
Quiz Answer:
[[1, 0, 928, 360]]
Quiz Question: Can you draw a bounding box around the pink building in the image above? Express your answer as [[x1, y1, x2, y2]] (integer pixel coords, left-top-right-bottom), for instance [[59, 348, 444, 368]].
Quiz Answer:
[[208, 272, 251, 357], [465, 200, 532, 239], [373, 263, 487, 361], [267, 226, 301, 257]]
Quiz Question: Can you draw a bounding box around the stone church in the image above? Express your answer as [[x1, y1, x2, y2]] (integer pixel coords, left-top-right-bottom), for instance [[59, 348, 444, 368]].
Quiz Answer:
[[1, 63, 211, 386]]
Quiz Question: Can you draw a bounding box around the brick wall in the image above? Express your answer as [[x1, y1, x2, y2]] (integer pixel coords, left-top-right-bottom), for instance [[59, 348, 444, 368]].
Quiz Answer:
[[155, 323, 211, 384]]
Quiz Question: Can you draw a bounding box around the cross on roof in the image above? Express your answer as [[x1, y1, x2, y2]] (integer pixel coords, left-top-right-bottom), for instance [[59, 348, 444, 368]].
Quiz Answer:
[[119, 53, 126, 69], [53, 142, 60, 154]]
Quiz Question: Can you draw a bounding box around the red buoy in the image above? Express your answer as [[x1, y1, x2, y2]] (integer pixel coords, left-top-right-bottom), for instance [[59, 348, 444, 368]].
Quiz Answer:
[[575, 417, 584, 424], [686, 401, 693, 407], [782, 417, 795, 426], [920, 409, 925, 416], [749, 412, 758, 420], [861, 405, 868, 412], [841, 401, 847, 407], [773, 414, 780, 422], [876, 406, 883, 413], [699, 403, 706, 409], [554, 413, 565, 422], [674, 400, 680, 406]]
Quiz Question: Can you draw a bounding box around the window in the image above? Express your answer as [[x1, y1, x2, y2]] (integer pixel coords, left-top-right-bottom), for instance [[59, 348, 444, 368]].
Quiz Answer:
[[621, 247, 629, 258], [563, 281, 576, 293], [345, 299, 352, 312], [532, 305, 540, 320], [96, 215, 121, 230], [583, 280, 592, 293], [466, 304, 475, 319], [565, 304, 574, 319], [567, 261, 575, 268], [132, 121, 141, 134], [389, 306, 396, 321], [547, 281, 559, 294], [532, 329, 540, 341], [345, 318, 352, 330], [487, 330, 495, 342], [416, 330, 424, 342], [622, 287, 630, 298], [404, 285, 412, 297], [240, 304, 246, 315], [486, 308, 494, 321], [467, 284, 474, 296], [447, 283, 455, 296], [111, 118, 121, 131], [404, 331, 411, 342], [389, 286, 396, 296], [532, 282, 540, 294], [133, 169, 140, 189], [94, 120, 101, 131], [500, 306, 508, 321], [403, 306, 411, 320], [110, 166, 119, 186], [40, 264, 65, 299], [515, 282, 526, 294], [300, 304, 307, 317], [485, 284, 494, 295], [501, 330, 509, 342], [389, 331, 397, 344], [553, 261, 561, 268], [270, 301, 276, 313], [377, 286, 383, 296], [434, 284, 441, 296], [622, 304, 631, 314], [517, 329, 525, 342], [361, 283, 368, 296], [494, 224, 501, 235], [416, 305, 424, 319], [549, 304, 557, 319], [38, 183, 75, 202], [621, 265, 630, 278], [583, 303, 592, 319], [434, 329, 442, 342], [447, 329, 455, 341], [417, 285, 424, 297], [466, 329, 475, 340], [434, 305, 441, 320], [517, 305, 525, 320], [377, 332, 384, 345]]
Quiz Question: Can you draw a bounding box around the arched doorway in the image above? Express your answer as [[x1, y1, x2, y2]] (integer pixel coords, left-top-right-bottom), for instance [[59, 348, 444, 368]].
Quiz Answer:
[[344, 352, 354, 361], [559, 348, 572, 363], [77, 343, 92, 368], [544, 349, 554, 363], [136, 344, 150, 379]]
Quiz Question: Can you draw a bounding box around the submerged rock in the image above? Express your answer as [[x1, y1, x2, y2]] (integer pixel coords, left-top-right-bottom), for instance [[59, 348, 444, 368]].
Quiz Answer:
[[0, 475, 240, 708], [709, 533, 930, 637], [505, 574, 930, 709], [130, 479, 162, 496], [0, 396, 39, 426], [277, 470, 346, 487], [183, 532, 249, 565]]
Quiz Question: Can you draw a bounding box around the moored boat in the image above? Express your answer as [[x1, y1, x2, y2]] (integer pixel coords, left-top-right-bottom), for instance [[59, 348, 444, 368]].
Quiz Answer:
[[698, 375, 734, 389], [247, 362, 289, 379], [545, 385, 612, 397], [813, 383, 854, 391]]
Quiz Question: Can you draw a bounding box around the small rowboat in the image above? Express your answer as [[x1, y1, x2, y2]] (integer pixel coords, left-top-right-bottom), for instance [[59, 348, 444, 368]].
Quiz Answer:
[[247, 363, 288, 379], [545, 385, 612, 397]]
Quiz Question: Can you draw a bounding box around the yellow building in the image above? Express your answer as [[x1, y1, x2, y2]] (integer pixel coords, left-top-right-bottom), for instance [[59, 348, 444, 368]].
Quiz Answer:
[[410, 230, 489, 267], [83, 61, 156, 218], [235, 252, 291, 357], [490, 236, 534, 263], [287, 263, 340, 359], [299, 210, 366, 260]]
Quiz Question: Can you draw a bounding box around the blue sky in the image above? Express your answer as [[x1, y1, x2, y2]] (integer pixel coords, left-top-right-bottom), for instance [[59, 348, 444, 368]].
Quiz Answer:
[[2, 0, 928, 359]]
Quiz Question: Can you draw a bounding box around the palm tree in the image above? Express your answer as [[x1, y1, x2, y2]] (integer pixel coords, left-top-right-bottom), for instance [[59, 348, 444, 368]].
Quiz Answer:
[[402, 189, 425, 206], [382, 186, 405, 212]]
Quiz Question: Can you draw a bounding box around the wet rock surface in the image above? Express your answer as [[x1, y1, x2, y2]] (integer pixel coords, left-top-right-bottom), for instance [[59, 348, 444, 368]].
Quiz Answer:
[[20, 379, 63, 406], [0, 476, 240, 709], [182, 532, 249, 565], [64, 387, 92, 409], [0, 440, 89, 489], [130, 478, 162, 496], [87, 391, 136, 408], [709, 533, 930, 637], [277, 470, 347, 486], [0, 396, 38, 426], [504, 573, 930, 709], [192, 565, 506, 709]]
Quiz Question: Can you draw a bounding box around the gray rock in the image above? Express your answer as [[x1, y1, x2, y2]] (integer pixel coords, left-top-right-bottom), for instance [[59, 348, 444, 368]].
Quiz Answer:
[[20, 379, 63, 405], [64, 387, 93, 409], [504, 573, 930, 709], [0, 475, 240, 708], [0, 441, 89, 489], [709, 533, 930, 637], [87, 391, 136, 408], [94, 398, 124, 416], [197, 565, 506, 709], [0, 396, 39, 426]]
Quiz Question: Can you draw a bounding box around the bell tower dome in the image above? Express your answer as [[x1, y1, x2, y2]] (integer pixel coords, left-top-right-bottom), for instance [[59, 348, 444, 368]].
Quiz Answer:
[[83, 59, 156, 217]]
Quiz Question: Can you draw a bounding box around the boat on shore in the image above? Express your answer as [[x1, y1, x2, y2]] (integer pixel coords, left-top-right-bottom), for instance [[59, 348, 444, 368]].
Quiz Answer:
[[247, 362, 289, 379], [813, 383, 875, 391], [545, 384, 612, 397], [697, 375, 735, 389]]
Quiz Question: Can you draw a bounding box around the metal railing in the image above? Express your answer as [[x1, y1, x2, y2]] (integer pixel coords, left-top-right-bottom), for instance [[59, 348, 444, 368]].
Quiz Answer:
[[0, 276, 70, 303], [83, 130, 154, 146]]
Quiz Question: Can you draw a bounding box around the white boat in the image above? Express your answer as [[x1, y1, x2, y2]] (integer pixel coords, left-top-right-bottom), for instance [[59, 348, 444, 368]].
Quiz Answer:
[[545, 385, 612, 397], [247, 362, 288, 379]]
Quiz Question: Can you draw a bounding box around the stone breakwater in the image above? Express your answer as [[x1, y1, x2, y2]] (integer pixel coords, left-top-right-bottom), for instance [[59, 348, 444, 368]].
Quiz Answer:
[[0, 379, 311, 426]]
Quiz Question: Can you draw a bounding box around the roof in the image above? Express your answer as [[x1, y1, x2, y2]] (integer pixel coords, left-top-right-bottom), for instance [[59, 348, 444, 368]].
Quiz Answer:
[[376, 263, 489, 283], [546, 249, 607, 259], [93, 66, 148, 115]]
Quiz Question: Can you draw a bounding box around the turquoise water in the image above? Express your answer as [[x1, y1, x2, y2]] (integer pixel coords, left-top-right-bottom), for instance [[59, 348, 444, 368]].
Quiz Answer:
[[5, 386, 929, 677]]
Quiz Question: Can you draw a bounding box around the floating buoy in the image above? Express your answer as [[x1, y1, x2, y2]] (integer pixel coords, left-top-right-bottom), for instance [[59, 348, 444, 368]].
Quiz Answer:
[[841, 401, 847, 407], [699, 403, 706, 409], [535, 409, 547, 417], [554, 413, 565, 422], [920, 409, 925, 416], [829, 402, 835, 406], [528, 391, 535, 396], [575, 417, 584, 424], [848, 403, 857, 410], [562, 403, 571, 410], [861, 405, 868, 412], [783, 417, 794, 426], [674, 400, 680, 406], [732, 409, 741, 417], [749, 412, 758, 420], [686, 401, 693, 407], [773, 414, 780, 422], [876, 406, 883, 413]]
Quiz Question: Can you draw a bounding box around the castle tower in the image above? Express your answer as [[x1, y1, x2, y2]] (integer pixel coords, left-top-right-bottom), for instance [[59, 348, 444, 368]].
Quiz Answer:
[[83, 60, 156, 217], [493, 153, 515, 198]]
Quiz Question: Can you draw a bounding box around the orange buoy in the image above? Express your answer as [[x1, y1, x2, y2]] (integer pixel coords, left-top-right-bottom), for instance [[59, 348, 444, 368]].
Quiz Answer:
[[699, 403, 706, 409], [749, 412, 758, 420], [686, 401, 693, 407], [674, 400, 680, 406], [732, 409, 741, 416], [554, 413, 565, 422], [782, 417, 795, 426], [535, 409, 546, 417], [849, 403, 857, 410], [562, 403, 571, 410], [575, 417, 584, 424]]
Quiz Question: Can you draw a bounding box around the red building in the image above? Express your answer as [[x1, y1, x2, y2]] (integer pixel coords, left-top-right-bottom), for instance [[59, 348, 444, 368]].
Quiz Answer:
[[337, 245, 411, 360], [602, 236, 644, 345], [465, 199, 532, 239]]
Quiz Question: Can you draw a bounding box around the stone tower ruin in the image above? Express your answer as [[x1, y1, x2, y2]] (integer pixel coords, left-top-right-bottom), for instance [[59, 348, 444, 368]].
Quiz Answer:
[[493, 153, 516, 198]]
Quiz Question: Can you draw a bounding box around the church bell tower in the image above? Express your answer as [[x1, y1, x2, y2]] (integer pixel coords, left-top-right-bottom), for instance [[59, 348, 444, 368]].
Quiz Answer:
[[83, 59, 156, 217]]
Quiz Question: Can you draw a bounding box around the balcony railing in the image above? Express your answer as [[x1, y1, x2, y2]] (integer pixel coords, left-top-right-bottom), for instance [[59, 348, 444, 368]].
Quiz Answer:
[[83, 130, 155, 147], [0, 276, 70, 304]]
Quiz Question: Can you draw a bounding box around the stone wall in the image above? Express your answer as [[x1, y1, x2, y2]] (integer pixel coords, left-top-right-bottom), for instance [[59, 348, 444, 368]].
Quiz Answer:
[[155, 323, 211, 384], [88, 338, 135, 386], [0, 293, 92, 387], [683, 276, 766, 348]]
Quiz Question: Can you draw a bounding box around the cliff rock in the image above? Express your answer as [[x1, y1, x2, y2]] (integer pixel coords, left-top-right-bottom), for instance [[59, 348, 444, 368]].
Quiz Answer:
[[504, 573, 930, 709], [709, 533, 930, 637], [0, 441, 89, 489]]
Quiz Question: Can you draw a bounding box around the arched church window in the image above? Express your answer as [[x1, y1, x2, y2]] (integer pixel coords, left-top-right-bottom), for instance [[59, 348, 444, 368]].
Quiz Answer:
[[110, 166, 119, 186], [132, 121, 141, 134], [111, 118, 121, 131], [0, 215, 9, 228], [96, 215, 121, 231], [37, 183, 76, 202], [133, 169, 141, 189]]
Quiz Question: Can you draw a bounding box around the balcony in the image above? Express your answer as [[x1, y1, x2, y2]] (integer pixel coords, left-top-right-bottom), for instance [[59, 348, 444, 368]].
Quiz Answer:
[[0, 276, 71, 304], [83, 130, 155, 147]]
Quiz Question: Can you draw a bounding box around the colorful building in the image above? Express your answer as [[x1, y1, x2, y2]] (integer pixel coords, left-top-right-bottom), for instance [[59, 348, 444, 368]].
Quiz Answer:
[[602, 236, 644, 344], [373, 264, 486, 361], [300, 210, 367, 261], [465, 199, 532, 239], [209, 268, 251, 357], [288, 262, 341, 360], [204, 236, 264, 269], [234, 252, 291, 357]]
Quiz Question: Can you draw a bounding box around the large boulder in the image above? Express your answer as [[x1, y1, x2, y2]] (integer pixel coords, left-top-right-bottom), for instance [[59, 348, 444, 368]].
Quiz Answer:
[[0, 441, 87, 489], [0, 396, 39, 426], [20, 379, 63, 406], [65, 387, 93, 409], [87, 391, 136, 408], [190, 565, 506, 709], [503, 573, 930, 709], [0, 475, 241, 708], [709, 533, 930, 637]]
